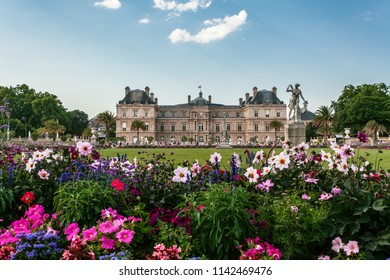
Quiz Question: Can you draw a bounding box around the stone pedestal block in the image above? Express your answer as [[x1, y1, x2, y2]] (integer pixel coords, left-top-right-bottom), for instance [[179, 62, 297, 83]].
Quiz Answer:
[[285, 122, 306, 147]]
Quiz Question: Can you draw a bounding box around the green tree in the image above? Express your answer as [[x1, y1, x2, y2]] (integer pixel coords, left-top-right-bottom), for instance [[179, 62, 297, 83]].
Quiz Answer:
[[363, 120, 387, 144], [131, 120, 146, 145], [270, 120, 283, 142], [312, 105, 334, 146], [67, 110, 89, 136], [97, 111, 115, 145], [333, 83, 390, 133], [38, 119, 65, 140]]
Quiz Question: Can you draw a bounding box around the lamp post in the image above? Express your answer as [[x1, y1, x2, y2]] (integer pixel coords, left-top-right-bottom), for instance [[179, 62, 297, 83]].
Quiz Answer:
[[6, 111, 10, 141]]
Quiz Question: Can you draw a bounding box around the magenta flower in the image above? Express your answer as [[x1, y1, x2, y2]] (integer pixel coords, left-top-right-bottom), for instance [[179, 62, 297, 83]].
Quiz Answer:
[[116, 228, 135, 244], [11, 218, 30, 234], [64, 222, 80, 241], [98, 220, 119, 234], [304, 178, 319, 184], [101, 207, 118, 220], [0, 230, 19, 246], [25, 204, 45, 220], [82, 227, 98, 241], [357, 132, 369, 143], [301, 194, 311, 200], [331, 237, 344, 253], [100, 236, 115, 250]]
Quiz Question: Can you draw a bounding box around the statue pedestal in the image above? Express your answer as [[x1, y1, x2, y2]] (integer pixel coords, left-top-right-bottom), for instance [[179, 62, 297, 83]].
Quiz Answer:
[[285, 122, 306, 147], [216, 141, 232, 149]]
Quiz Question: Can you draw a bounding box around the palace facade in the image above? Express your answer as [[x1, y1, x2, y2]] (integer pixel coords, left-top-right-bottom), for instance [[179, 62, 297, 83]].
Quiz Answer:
[[115, 86, 287, 145]]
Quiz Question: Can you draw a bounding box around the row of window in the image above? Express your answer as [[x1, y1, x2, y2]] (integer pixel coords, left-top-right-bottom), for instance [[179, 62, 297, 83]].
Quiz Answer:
[[121, 122, 279, 132], [121, 110, 282, 118]]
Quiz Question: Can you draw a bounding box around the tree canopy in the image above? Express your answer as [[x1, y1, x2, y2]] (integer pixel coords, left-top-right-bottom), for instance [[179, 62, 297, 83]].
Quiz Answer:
[[333, 83, 390, 133], [0, 84, 89, 137]]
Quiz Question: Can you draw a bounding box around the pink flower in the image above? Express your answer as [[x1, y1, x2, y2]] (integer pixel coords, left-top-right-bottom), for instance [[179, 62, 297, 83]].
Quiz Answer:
[[290, 206, 299, 213], [64, 222, 80, 241], [25, 204, 45, 220], [116, 229, 135, 244], [101, 208, 118, 220], [305, 178, 319, 184], [98, 220, 119, 234], [331, 187, 342, 196], [331, 237, 344, 253], [82, 227, 98, 241], [343, 241, 359, 256], [252, 150, 264, 164], [190, 163, 201, 177], [301, 194, 311, 200], [256, 179, 274, 192], [318, 255, 331, 260], [100, 236, 115, 250], [76, 141, 93, 155], [37, 169, 50, 180], [318, 193, 333, 201]]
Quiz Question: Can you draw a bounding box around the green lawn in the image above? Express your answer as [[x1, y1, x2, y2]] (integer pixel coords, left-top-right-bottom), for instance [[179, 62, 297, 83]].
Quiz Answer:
[[97, 147, 390, 171]]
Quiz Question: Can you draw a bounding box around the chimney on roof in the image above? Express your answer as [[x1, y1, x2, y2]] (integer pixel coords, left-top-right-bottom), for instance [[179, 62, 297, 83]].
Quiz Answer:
[[154, 97, 158, 105], [145, 86, 150, 96], [125, 86, 130, 96], [208, 95, 212, 103], [245, 92, 250, 102], [252, 86, 258, 97], [239, 98, 243, 106], [188, 95, 191, 104], [272, 87, 277, 95], [150, 92, 154, 100]]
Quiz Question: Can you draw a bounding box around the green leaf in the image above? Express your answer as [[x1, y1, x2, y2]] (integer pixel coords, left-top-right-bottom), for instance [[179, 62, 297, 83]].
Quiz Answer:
[[372, 199, 387, 211], [365, 241, 377, 251]]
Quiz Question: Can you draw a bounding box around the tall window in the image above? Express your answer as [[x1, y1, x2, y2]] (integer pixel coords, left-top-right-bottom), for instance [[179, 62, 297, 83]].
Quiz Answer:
[[122, 122, 126, 131], [238, 123, 242, 131], [254, 111, 258, 117], [171, 124, 175, 132], [216, 124, 220, 132], [144, 123, 149, 131], [198, 123, 204, 131], [276, 111, 281, 118], [144, 110, 149, 117], [254, 123, 258, 131], [122, 111, 126, 117], [227, 124, 231, 131], [134, 110, 138, 117], [265, 123, 270, 131], [265, 110, 270, 118], [182, 124, 186, 131], [160, 124, 165, 131]]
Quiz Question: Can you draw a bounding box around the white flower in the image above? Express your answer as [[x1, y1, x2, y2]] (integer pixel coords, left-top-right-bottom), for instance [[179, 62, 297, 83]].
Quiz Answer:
[[337, 160, 349, 174], [190, 163, 200, 177], [262, 166, 272, 175], [26, 158, 36, 173], [209, 152, 221, 165], [172, 166, 190, 183], [320, 150, 332, 163], [244, 167, 259, 183], [252, 150, 264, 164], [274, 154, 290, 170], [32, 151, 44, 161]]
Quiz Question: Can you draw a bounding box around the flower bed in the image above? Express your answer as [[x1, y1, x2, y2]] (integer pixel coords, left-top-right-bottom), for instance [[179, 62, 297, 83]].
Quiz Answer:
[[0, 137, 389, 260]]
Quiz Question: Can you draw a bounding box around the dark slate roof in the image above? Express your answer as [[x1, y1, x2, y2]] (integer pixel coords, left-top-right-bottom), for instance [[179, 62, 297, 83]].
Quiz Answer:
[[118, 89, 155, 104], [243, 89, 284, 105], [190, 91, 209, 106], [301, 110, 316, 121]]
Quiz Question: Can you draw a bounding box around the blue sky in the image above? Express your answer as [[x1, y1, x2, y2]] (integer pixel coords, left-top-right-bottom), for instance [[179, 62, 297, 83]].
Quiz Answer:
[[1, 0, 389, 118]]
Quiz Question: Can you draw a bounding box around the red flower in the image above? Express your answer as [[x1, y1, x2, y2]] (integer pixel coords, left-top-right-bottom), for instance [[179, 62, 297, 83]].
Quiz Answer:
[[20, 191, 35, 205], [111, 179, 125, 191]]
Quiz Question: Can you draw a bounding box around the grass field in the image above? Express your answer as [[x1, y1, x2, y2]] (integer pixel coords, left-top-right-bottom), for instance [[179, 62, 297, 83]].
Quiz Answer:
[[97, 147, 390, 171]]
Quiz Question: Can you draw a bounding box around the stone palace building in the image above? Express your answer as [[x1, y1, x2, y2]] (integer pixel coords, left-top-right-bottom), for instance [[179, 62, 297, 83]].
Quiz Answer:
[[115, 85, 287, 145]]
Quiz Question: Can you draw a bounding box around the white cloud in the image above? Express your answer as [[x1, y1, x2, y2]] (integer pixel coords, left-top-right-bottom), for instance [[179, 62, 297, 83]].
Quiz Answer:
[[154, 0, 212, 13], [94, 0, 122, 9], [169, 10, 247, 44], [138, 18, 151, 24]]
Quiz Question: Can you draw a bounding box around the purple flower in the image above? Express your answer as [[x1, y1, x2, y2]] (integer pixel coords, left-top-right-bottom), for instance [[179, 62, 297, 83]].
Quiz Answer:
[[357, 132, 369, 143]]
